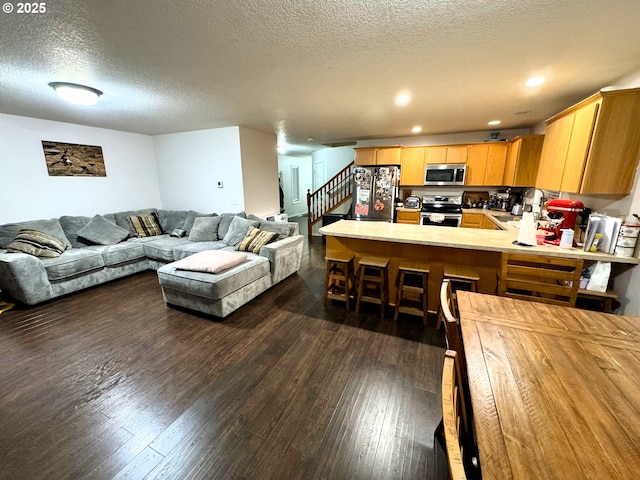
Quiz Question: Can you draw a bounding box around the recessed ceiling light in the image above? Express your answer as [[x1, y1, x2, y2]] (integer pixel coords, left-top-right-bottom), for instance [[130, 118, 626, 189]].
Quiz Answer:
[[412, 126, 422, 133], [49, 82, 103, 105], [395, 93, 411, 106], [488, 120, 501, 126], [525, 76, 545, 88]]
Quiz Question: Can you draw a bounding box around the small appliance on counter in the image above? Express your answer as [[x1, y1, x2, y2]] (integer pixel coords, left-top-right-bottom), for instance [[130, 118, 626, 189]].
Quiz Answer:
[[404, 196, 421, 209], [488, 191, 512, 211], [539, 199, 584, 245]]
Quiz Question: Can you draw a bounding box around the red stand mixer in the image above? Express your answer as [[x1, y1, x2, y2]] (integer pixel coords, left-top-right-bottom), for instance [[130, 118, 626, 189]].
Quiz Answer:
[[539, 199, 584, 245]]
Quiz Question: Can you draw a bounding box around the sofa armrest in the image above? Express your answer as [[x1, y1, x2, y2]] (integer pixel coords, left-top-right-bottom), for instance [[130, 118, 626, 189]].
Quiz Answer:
[[0, 252, 54, 305], [259, 235, 304, 284]]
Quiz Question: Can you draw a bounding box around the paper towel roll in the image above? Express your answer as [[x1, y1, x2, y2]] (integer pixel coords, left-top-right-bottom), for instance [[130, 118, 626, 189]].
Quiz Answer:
[[517, 212, 538, 246]]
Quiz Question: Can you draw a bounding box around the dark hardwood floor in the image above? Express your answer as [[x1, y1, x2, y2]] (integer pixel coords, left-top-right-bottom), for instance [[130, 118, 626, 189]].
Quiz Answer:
[[0, 232, 448, 480]]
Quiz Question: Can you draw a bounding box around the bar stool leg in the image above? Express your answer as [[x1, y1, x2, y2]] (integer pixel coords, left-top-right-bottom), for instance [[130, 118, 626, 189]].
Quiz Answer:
[[323, 260, 332, 306], [394, 270, 405, 321], [380, 266, 388, 318], [355, 264, 366, 313], [422, 272, 429, 326]]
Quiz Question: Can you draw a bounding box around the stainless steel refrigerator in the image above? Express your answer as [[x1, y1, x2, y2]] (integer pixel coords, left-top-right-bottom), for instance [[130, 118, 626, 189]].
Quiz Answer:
[[352, 165, 399, 222]]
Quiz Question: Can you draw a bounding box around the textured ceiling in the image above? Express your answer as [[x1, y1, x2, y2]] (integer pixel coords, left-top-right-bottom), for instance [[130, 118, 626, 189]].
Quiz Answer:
[[2, 0, 640, 155]]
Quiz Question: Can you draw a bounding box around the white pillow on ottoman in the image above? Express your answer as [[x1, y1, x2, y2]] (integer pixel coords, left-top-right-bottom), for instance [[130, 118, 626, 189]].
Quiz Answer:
[[172, 250, 247, 274]]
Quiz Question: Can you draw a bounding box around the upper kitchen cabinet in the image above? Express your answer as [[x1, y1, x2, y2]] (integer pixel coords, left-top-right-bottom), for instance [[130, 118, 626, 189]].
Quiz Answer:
[[536, 87, 640, 194], [503, 135, 544, 187], [400, 147, 426, 185], [466, 143, 509, 186], [425, 145, 468, 164], [354, 147, 402, 166]]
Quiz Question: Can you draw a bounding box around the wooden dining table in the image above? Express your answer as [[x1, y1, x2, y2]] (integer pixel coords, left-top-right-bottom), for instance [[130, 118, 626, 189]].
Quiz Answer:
[[457, 291, 640, 480]]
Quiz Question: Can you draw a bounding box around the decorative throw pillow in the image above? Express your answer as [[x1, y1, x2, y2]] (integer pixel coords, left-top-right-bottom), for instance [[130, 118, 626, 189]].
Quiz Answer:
[[183, 211, 216, 234], [217, 212, 247, 240], [222, 216, 259, 246], [77, 214, 130, 245], [173, 250, 248, 274], [127, 212, 164, 238], [6, 229, 67, 258], [236, 227, 279, 254], [188, 216, 223, 242]]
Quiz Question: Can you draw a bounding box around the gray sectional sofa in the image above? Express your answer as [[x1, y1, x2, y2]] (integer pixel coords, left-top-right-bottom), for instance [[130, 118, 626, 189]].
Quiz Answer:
[[0, 208, 304, 317]]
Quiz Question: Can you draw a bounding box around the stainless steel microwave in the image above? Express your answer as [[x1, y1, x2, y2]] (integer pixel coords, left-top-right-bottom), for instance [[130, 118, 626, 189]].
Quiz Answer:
[[424, 163, 466, 186]]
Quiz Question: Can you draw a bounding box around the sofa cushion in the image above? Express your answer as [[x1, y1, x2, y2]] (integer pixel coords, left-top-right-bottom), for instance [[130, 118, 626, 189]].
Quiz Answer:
[[183, 210, 216, 234], [258, 221, 291, 239], [128, 212, 164, 238], [41, 249, 105, 281], [86, 243, 146, 266], [217, 212, 246, 240], [172, 250, 248, 274], [157, 210, 189, 233], [0, 218, 72, 249], [222, 216, 259, 246], [173, 241, 228, 260], [77, 215, 130, 245], [141, 236, 192, 262], [6, 229, 68, 258], [158, 254, 269, 300], [113, 208, 158, 236], [189, 216, 222, 242]]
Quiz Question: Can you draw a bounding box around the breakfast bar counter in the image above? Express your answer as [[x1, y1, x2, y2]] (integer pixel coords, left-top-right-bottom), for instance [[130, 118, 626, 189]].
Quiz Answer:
[[320, 220, 638, 312]]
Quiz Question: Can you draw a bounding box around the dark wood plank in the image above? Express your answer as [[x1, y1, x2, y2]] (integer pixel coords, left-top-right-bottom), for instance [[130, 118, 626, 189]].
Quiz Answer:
[[0, 235, 447, 480]]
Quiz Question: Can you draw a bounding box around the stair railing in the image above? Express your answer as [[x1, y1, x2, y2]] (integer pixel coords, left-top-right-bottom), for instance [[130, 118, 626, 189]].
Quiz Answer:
[[307, 162, 354, 236]]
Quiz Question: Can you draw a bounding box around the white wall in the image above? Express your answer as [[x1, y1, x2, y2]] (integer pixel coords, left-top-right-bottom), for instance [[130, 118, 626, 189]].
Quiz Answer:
[[239, 127, 279, 217], [312, 145, 357, 181], [278, 154, 312, 217], [0, 113, 160, 223], [153, 127, 244, 214]]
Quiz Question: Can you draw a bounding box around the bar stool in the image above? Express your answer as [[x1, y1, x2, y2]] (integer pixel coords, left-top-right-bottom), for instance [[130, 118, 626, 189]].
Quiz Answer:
[[436, 265, 480, 329], [394, 260, 430, 325], [355, 256, 390, 318], [323, 252, 356, 310]]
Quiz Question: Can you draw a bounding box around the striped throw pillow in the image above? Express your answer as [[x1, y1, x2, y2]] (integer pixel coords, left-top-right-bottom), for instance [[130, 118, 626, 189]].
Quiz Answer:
[[6, 229, 68, 258], [236, 227, 279, 254], [127, 212, 164, 237]]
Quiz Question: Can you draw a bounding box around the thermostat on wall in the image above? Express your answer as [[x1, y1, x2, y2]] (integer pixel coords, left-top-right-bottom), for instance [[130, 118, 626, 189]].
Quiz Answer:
[[217, 181, 223, 188]]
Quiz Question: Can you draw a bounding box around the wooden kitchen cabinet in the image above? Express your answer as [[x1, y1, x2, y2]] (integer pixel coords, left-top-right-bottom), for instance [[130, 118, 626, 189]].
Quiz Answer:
[[466, 143, 509, 186], [396, 209, 421, 225], [503, 135, 544, 187], [425, 145, 468, 164], [354, 147, 402, 166], [400, 147, 426, 185], [461, 212, 483, 228], [536, 87, 640, 194]]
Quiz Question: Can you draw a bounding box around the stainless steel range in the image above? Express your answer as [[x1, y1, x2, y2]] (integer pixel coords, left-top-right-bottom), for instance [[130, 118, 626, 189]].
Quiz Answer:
[[420, 194, 463, 227]]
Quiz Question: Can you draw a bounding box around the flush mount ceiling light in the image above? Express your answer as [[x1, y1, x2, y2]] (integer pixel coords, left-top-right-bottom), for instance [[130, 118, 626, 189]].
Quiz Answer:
[[49, 82, 103, 105], [525, 76, 545, 88], [488, 120, 501, 126], [412, 126, 422, 133], [395, 93, 411, 106]]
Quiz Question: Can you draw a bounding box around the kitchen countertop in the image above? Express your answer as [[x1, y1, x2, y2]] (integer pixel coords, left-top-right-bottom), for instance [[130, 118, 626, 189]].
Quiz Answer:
[[319, 219, 639, 264]]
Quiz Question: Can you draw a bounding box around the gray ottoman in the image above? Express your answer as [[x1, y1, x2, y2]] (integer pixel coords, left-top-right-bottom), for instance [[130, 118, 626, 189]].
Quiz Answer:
[[157, 254, 272, 318]]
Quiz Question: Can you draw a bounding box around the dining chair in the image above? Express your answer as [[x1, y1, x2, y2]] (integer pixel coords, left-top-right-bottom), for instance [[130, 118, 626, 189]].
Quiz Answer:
[[438, 279, 463, 354], [440, 350, 479, 480], [498, 253, 584, 307]]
